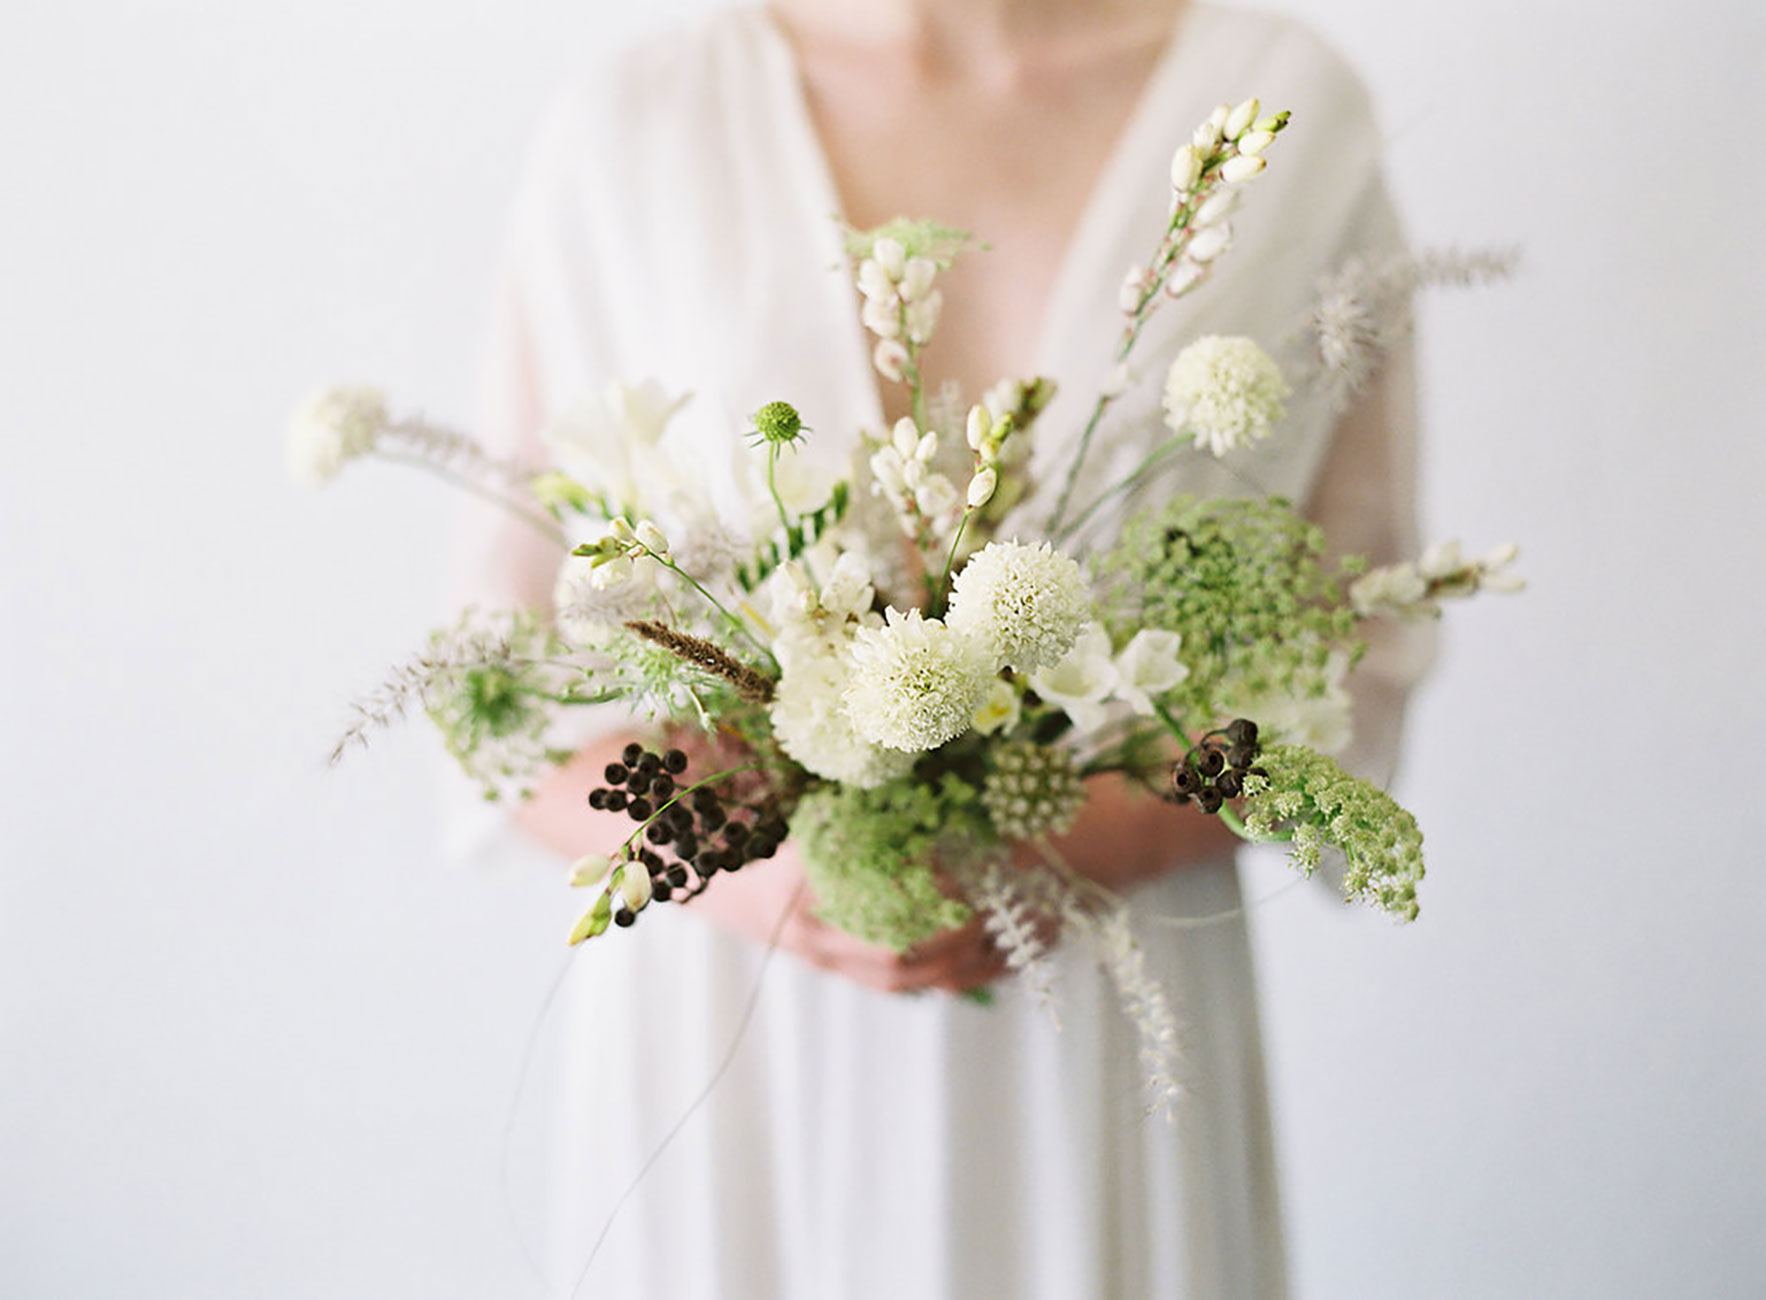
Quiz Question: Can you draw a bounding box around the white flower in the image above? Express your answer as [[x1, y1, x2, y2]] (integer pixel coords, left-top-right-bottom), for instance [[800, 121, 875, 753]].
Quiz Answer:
[[818, 551, 875, 621], [915, 471, 960, 519], [542, 379, 690, 509], [1232, 653, 1354, 755], [1029, 623, 1120, 734], [1221, 154, 1267, 183], [1224, 97, 1260, 138], [898, 256, 938, 303], [1194, 190, 1239, 227], [861, 297, 902, 339], [618, 862, 652, 912], [287, 384, 387, 486], [873, 339, 909, 382], [1186, 224, 1233, 263], [844, 609, 993, 752], [971, 678, 1021, 736], [771, 650, 913, 787], [1111, 629, 1191, 715], [1169, 144, 1202, 192], [1349, 562, 1433, 620], [634, 520, 670, 557], [946, 540, 1090, 673], [857, 258, 896, 302], [1162, 335, 1290, 457], [904, 290, 943, 345], [872, 237, 906, 280], [967, 467, 999, 509]]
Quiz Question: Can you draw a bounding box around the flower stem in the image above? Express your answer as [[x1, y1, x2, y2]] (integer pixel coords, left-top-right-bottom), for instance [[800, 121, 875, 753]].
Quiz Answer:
[[376, 451, 566, 545]]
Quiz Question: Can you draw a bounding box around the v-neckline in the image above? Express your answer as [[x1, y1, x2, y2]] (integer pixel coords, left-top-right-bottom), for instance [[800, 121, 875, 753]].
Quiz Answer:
[[745, 3, 1208, 436]]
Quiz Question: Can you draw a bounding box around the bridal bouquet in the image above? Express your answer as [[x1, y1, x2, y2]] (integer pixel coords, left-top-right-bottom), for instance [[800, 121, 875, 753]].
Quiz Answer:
[[299, 98, 1519, 1110]]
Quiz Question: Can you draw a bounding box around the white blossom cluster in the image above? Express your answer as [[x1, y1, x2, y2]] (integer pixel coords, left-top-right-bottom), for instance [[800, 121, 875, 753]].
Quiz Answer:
[[869, 416, 961, 538], [1161, 335, 1290, 457], [287, 383, 387, 486], [1350, 540, 1525, 621], [857, 235, 945, 379]]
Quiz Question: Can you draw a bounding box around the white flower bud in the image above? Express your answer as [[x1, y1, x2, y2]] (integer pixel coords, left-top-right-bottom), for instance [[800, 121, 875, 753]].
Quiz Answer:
[[870, 448, 907, 497], [967, 466, 998, 509], [873, 338, 909, 382], [1221, 154, 1267, 183], [1418, 540, 1464, 579], [902, 457, 927, 491], [898, 256, 937, 303], [1099, 362, 1132, 399], [1482, 541, 1520, 569], [1169, 144, 1202, 192], [1225, 97, 1260, 138], [872, 237, 906, 280], [915, 430, 939, 463], [861, 297, 902, 339], [609, 517, 638, 545], [1187, 224, 1233, 263], [569, 854, 613, 888], [983, 378, 1023, 424], [966, 404, 990, 452], [1208, 103, 1230, 131], [1194, 189, 1240, 227], [634, 520, 670, 556], [1192, 119, 1223, 151], [891, 417, 920, 459], [1237, 129, 1276, 156], [1119, 264, 1148, 314], [1164, 260, 1207, 297], [857, 258, 896, 303], [618, 864, 652, 912], [904, 289, 943, 345], [916, 472, 959, 517]]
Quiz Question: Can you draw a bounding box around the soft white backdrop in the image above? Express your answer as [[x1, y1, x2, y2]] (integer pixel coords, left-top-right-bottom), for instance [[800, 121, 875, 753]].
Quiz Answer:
[[3, 1, 1761, 1296]]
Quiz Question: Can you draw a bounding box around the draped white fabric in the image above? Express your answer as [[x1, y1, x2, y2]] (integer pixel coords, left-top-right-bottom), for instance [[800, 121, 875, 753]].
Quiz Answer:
[[467, 6, 1430, 1296]]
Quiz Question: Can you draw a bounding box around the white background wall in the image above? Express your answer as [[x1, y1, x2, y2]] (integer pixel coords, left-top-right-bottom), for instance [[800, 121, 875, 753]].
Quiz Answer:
[[3, 1, 1760, 1296]]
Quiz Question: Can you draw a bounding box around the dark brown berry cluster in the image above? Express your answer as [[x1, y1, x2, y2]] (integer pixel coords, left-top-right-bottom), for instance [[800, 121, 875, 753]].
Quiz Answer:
[[1168, 718, 1266, 815], [588, 742, 787, 925]]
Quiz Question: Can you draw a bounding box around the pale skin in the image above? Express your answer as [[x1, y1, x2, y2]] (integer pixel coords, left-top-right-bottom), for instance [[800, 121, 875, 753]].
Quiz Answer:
[[516, 0, 1252, 995]]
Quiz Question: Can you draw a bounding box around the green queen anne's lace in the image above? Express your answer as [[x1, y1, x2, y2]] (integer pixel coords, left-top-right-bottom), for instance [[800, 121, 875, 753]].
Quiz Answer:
[[1239, 744, 1425, 921], [789, 775, 985, 950], [1093, 494, 1363, 722]]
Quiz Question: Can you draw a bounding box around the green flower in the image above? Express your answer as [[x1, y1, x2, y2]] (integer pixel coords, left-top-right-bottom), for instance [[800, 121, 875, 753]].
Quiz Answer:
[[750, 400, 807, 448]]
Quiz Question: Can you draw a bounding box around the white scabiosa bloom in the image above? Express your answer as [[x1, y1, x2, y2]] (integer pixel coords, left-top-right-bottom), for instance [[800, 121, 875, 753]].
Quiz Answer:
[[771, 651, 913, 788], [946, 540, 1090, 673], [287, 384, 387, 486], [1029, 623, 1120, 735], [844, 609, 993, 753], [1162, 335, 1290, 457], [1110, 629, 1191, 715]]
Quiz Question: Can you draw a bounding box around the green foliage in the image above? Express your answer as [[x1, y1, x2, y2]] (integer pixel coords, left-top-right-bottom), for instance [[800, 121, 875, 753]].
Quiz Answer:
[[1094, 494, 1361, 726], [423, 608, 568, 799], [842, 218, 978, 268], [734, 481, 850, 592], [789, 774, 986, 950], [1240, 744, 1425, 921]]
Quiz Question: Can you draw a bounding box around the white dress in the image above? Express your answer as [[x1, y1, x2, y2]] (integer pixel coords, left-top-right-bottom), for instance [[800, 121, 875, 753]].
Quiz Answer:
[[470, 6, 1431, 1297]]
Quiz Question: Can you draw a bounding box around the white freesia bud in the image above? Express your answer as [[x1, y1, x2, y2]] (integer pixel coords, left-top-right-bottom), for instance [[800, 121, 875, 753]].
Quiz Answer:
[[966, 404, 990, 452], [1237, 129, 1276, 156], [1165, 260, 1207, 297], [634, 520, 670, 556], [857, 258, 896, 303], [861, 297, 902, 339], [1187, 224, 1233, 263], [1221, 154, 1267, 183], [1169, 144, 1203, 192], [904, 289, 943, 344], [891, 417, 920, 459], [618, 864, 652, 912], [898, 256, 938, 303], [1225, 97, 1260, 138], [915, 430, 939, 463], [569, 854, 613, 888], [967, 466, 998, 509], [1194, 189, 1240, 227], [873, 339, 909, 382], [872, 237, 906, 280]]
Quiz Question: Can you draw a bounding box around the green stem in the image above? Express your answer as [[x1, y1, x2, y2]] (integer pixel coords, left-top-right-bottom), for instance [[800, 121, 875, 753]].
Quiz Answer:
[[1151, 700, 1192, 753], [647, 551, 779, 672], [1055, 434, 1192, 547], [931, 509, 973, 617]]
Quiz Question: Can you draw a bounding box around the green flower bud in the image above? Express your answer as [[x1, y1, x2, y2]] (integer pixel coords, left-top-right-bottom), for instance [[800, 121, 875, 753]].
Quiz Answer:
[[752, 400, 807, 446]]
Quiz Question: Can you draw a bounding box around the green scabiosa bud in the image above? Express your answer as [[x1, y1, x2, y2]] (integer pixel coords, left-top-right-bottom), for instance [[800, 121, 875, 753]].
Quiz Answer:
[[751, 400, 807, 447]]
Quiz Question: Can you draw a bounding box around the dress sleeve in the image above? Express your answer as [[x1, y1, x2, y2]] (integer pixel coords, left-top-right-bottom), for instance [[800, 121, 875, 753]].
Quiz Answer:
[[1300, 172, 1438, 789]]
